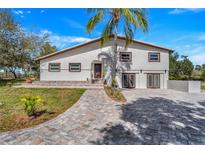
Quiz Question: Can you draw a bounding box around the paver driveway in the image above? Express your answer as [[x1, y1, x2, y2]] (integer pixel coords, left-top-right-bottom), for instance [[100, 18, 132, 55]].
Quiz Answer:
[[117, 89, 205, 144], [1, 89, 205, 144]]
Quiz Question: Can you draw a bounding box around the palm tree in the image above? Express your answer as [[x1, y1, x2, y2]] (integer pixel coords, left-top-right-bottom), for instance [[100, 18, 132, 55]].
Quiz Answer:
[[86, 8, 148, 86]]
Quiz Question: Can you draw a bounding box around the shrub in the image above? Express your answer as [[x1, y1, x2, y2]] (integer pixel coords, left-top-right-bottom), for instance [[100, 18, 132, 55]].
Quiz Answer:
[[19, 95, 43, 116], [111, 79, 117, 88]]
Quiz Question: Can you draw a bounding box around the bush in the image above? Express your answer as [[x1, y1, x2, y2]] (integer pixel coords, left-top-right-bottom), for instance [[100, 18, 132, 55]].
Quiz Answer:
[[111, 79, 116, 88], [19, 95, 43, 116]]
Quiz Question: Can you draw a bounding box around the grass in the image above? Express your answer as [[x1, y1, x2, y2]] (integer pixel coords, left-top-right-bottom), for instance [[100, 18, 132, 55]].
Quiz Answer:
[[104, 86, 126, 102], [0, 87, 85, 132], [202, 81, 205, 91], [0, 79, 24, 87]]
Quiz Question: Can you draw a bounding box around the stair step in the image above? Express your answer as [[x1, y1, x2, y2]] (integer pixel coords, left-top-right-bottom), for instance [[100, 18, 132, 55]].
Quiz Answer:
[[32, 81, 103, 86]]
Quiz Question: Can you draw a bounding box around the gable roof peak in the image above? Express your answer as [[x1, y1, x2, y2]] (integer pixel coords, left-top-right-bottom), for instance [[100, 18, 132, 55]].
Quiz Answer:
[[36, 35, 173, 61]]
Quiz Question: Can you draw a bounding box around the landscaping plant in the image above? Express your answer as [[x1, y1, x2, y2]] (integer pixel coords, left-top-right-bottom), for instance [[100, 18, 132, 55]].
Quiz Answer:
[[20, 95, 43, 116], [104, 86, 126, 102]]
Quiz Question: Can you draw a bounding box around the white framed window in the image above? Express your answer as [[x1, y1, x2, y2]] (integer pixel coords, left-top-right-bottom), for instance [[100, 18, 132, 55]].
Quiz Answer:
[[49, 63, 61, 72], [148, 52, 160, 62], [69, 63, 81, 72], [120, 52, 132, 62]]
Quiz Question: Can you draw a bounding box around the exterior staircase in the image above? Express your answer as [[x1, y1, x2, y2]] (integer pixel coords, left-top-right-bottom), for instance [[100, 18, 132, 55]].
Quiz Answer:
[[91, 79, 104, 84]]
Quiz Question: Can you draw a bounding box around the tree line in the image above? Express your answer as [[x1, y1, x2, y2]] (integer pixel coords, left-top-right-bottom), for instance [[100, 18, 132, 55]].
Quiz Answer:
[[169, 51, 205, 81], [0, 9, 57, 79]]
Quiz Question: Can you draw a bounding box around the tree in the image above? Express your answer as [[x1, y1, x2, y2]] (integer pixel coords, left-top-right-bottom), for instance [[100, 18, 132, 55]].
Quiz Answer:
[[202, 64, 205, 70], [0, 10, 33, 78], [195, 65, 202, 71], [178, 56, 194, 79], [169, 51, 180, 79], [0, 10, 57, 79], [31, 39, 57, 78], [169, 52, 195, 80], [86, 9, 148, 86], [40, 42, 57, 57]]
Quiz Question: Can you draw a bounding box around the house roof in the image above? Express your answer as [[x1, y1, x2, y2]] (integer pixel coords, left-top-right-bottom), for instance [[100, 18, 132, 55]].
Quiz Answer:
[[36, 36, 174, 61]]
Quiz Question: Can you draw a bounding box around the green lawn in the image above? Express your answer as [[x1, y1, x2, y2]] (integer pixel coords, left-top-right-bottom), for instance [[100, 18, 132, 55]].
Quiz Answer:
[[0, 79, 25, 87], [0, 87, 85, 132]]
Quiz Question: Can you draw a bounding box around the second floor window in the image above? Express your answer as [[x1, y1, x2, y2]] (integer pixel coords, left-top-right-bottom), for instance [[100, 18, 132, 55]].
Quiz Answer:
[[120, 52, 132, 62], [69, 63, 81, 72], [49, 63, 61, 72], [148, 53, 160, 62]]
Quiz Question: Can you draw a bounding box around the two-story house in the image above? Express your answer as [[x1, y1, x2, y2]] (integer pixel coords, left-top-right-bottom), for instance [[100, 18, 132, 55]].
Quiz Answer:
[[37, 36, 173, 89]]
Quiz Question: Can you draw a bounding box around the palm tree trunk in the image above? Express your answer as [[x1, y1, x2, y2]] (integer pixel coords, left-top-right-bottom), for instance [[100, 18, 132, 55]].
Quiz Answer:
[[111, 24, 118, 87]]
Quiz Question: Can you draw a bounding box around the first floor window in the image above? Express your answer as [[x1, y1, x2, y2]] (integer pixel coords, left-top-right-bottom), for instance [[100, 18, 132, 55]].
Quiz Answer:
[[148, 52, 160, 62], [120, 52, 132, 62], [49, 63, 61, 72], [69, 63, 81, 72]]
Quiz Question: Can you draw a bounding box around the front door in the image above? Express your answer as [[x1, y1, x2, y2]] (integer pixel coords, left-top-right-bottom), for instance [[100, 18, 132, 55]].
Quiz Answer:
[[122, 73, 135, 88], [94, 63, 102, 78], [147, 74, 160, 88]]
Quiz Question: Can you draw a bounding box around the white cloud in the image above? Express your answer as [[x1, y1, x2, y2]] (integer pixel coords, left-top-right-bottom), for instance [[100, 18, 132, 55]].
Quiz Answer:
[[173, 42, 205, 65], [40, 29, 52, 35], [63, 18, 85, 30], [184, 44, 191, 48], [39, 29, 91, 49], [169, 8, 205, 15], [199, 34, 205, 41], [13, 10, 24, 15], [13, 10, 32, 18], [188, 46, 205, 55], [178, 44, 205, 65], [169, 33, 205, 44], [190, 53, 205, 65], [40, 10, 45, 13], [62, 18, 101, 36], [169, 9, 185, 14]]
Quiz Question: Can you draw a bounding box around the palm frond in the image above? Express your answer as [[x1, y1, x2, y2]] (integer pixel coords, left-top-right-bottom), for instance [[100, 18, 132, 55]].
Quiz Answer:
[[86, 8, 149, 47], [132, 9, 148, 32], [86, 12, 103, 34], [123, 20, 134, 47], [101, 18, 115, 46], [120, 9, 138, 28]]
